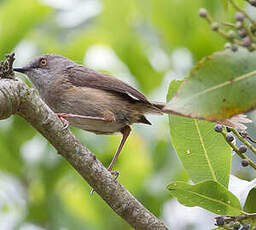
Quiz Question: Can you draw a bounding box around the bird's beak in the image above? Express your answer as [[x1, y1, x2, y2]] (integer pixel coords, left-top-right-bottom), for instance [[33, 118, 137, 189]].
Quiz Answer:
[[13, 67, 31, 73]]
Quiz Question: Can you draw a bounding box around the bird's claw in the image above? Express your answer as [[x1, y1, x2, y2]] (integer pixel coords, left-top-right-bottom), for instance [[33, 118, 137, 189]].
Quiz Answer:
[[90, 188, 95, 196], [62, 120, 70, 130], [57, 113, 70, 131], [110, 170, 119, 181]]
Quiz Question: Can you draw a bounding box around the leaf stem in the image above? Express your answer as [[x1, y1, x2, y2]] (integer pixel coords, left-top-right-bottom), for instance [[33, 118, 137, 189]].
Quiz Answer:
[[239, 131, 256, 144], [205, 14, 242, 45], [241, 20, 256, 43], [221, 22, 236, 28], [230, 128, 256, 156]]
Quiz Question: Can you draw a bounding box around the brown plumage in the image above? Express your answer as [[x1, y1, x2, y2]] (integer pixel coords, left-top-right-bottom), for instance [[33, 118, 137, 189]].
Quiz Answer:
[[13, 54, 163, 173]]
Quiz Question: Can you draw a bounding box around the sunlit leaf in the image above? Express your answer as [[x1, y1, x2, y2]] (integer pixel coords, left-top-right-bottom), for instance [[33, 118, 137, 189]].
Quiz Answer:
[[165, 49, 256, 122], [167, 180, 242, 216], [167, 80, 231, 187], [244, 187, 256, 213]]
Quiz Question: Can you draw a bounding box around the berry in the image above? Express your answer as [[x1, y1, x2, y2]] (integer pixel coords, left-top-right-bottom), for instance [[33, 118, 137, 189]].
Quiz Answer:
[[241, 159, 249, 167], [235, 12, 245, 22], [199, 8, 208, 18], [241, 224, 250, 230], [228, 30, 236, 39], [231, 44, 238, 52], [214, 124, 223, 133], [211, 22, 219, 31], [233, 222, 241, 230], [239, 145, 247, 153], [235, 21, 243, 29], [238, 29, 247, 38], [226, 134, 234, 142], [242, 37, 251, 48], [216, 217, 225, 226]]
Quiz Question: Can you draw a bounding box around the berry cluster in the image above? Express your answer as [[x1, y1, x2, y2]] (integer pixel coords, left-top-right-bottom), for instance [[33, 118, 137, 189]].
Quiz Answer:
[[215, 216, 256, 230], [214, 124, 256, 169], [199, 1, 256, 53]]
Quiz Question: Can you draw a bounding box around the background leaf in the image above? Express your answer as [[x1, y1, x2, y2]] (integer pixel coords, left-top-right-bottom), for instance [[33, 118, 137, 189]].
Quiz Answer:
[[243, 187, 256, 213], [167, 180, 242, 216], [167, 81, 231, 187], [0, 0, 51, 57], [149, 0, 225, 61], [165, 48, 256, 121], [222, 0, 228, 10]]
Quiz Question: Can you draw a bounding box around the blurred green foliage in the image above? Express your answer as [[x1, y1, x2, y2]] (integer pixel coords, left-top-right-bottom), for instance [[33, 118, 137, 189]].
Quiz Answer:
[[0, 0, 235, 229]]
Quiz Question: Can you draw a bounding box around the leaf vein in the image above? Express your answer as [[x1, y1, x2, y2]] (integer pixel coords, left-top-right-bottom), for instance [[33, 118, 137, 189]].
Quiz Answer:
[[194, 120, 217, 181], [191, 69, 256, 99], [174, 188, 240, 212]]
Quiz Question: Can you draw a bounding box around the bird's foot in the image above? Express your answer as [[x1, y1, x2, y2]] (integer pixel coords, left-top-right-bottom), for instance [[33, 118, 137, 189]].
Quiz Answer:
[[56, 113, 70, 130], [107, 168, 119, 181]]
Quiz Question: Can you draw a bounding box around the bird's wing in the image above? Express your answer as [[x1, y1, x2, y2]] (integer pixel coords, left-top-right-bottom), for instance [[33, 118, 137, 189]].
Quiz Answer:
[[66, 65, 150, 104]]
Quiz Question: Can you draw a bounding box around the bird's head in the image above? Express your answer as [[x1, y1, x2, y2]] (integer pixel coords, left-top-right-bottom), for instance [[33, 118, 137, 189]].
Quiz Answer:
[[13, 54, 75, 89]]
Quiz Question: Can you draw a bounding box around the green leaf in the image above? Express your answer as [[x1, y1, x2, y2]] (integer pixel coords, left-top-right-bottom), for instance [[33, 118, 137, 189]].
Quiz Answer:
[[167, 180, 242, 216], [165, 48, 256, 122], [167, 81, 231, 187], [243, 187, 256, 213]]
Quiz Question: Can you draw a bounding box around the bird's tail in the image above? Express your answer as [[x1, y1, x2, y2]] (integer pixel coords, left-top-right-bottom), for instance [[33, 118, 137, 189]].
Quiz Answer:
[[143, 101, 166, 114], [151, 101, 166, 110]]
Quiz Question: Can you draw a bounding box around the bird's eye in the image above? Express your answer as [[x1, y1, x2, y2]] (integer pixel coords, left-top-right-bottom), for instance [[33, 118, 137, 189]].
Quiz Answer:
[[39, 58, 47, 66]]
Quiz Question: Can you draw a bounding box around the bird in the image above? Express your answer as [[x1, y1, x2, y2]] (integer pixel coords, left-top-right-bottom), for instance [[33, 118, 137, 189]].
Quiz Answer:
[[13, 54, 164, 175]]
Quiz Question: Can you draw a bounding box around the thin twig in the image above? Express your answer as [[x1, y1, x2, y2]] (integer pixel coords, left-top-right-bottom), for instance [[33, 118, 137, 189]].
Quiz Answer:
[[205, 14, 242, 45], [229, 0, 256, 28], [221, 132, 256, 170], [221, 22, 236, 28], [239, 131, 256, 144], [230, 128, 256, 156]]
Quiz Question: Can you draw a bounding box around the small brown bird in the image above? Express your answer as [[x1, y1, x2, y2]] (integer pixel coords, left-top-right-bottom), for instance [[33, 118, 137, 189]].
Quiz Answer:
[[13, 54, 164, 174]]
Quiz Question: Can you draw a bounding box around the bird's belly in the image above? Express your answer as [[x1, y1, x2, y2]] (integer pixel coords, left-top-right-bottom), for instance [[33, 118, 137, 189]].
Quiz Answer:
[[67, 117, 126, 134]]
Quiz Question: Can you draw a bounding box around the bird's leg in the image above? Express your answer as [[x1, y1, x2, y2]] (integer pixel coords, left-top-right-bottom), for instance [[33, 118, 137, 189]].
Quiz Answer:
[[56, 112, 114, 130], [107, 126, 131, 175], [57, 113, 111, 121], [90, 126, 131, 195]]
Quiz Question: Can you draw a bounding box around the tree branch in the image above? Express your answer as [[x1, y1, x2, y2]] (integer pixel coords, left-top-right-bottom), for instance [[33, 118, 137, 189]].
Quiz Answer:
[[0, 55, 169, 230]]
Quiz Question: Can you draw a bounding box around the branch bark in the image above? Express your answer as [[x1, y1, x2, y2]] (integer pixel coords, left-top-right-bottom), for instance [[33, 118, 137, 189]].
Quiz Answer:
[[0, 56, 169, 230]]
